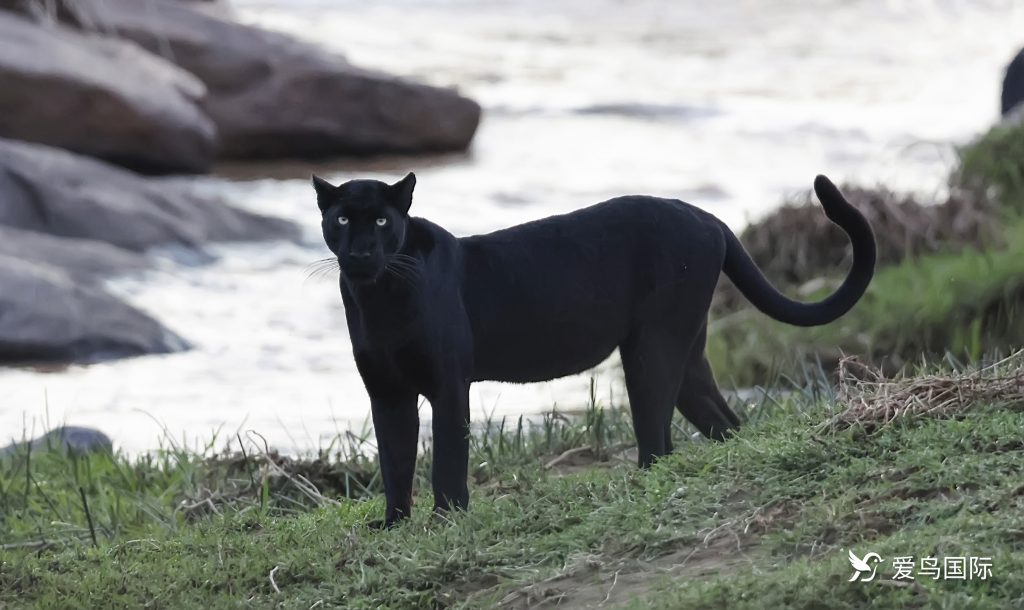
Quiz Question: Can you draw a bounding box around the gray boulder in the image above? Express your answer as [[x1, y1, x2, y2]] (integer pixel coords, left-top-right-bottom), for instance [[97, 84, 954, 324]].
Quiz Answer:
[[0, 226, 147, 282], [0, 0, 86, 25], [0, 11, 216, 174], [0, 138, 296, 363], [0, 254, 187, 363], [0, 137, 297, 251], [78, 0, 482, 159], [1, 426, 113, 457]]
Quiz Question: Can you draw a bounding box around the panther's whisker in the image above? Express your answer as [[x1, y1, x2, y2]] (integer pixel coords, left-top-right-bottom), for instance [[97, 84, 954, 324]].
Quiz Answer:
[[384, 256, 424, 284], [303, 258, 342, 283], [386, 263, 420, 278], [304, 258, 340, 271], [390, 253, 419, 265], [384, 271, 414, 289], [387, 254, 420, 267], [385, 264, 416, 282], [384, 264, 422, 290], [301, 260, 337, 272], [391, 270, 423, 288]]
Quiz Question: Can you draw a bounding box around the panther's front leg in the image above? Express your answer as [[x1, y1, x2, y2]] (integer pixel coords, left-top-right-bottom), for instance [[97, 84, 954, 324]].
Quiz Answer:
[[369, 389, 420, 527], [429, 380, 471, 514]]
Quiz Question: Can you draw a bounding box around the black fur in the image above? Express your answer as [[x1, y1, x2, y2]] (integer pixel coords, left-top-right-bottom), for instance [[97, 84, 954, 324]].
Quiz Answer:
[[312, 173, 876, 526], [1002, 48, 1024, 116]]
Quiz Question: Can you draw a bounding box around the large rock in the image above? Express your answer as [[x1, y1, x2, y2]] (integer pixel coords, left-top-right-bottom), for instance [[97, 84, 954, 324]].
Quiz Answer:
[[0, 137, 297, 251], [0, 226, 147, 282], [78, 0, 482, 159], [0, 254, 187, 363], [1002, 48, 1024, 117], [0, 0, 232, 25], [0, 0, 87, 25], [0, 11, 216, 174]]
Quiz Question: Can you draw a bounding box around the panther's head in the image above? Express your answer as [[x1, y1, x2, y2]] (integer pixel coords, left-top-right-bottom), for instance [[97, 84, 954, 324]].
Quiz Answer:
[[312, 172, 416, 285]]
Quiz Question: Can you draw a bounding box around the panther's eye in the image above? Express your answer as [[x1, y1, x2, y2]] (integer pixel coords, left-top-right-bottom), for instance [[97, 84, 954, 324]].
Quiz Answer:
[[376, 217, 388, 227], [337, 216, 349, 226]]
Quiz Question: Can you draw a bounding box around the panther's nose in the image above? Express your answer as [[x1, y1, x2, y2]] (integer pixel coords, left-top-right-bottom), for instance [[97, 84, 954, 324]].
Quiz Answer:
[[349, 250, 373, 261]]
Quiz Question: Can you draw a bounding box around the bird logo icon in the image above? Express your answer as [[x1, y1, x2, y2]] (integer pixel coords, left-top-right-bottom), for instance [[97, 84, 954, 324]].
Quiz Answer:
[[848, 550, 883, 582]]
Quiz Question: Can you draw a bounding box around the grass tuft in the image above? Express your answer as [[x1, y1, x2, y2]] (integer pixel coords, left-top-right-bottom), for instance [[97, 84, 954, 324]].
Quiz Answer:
[[824, 350, 1024, 431]]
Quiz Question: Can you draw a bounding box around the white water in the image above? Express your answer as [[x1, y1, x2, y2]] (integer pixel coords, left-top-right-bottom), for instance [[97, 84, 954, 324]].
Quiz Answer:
[[2, 0, 1022, 453]]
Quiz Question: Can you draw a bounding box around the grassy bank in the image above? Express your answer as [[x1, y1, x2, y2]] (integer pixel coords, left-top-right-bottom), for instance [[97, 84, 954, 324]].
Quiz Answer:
[[3, 357, 1023, 609], [708, 216, 1024, 384], [955, 116, 1024, 208], [709, 118, 1024, 386]]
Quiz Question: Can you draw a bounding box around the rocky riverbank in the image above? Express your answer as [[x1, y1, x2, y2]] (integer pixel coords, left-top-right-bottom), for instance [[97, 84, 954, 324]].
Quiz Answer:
[[0, 137, 300, 363], [0, 0, 481, 173], [0, 0, 482, 364]]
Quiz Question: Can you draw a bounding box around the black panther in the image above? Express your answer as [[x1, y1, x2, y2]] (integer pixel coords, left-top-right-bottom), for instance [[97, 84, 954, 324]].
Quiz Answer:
[[312, 173, 875, 527]]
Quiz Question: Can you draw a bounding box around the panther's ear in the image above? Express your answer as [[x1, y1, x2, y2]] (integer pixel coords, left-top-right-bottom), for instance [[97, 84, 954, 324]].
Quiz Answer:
[[311, 174, 335, 213], [390, 172, 416, 215]]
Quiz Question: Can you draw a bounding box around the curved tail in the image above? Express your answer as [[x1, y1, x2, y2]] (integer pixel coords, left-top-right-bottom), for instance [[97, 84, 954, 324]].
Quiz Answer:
[[721, 175, 876, 327]]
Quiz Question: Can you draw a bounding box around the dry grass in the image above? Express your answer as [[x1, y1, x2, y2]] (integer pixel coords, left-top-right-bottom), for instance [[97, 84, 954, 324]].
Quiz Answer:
[[714, 184, 999, 313], [822, 350, 1024, 432]]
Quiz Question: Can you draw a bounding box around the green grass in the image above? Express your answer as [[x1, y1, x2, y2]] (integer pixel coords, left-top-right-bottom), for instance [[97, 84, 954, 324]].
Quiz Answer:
[[0, 383, 636, 551], [708, 217, 1024, 386], [2, 360, 1023, 609], [955, 118, 1024, 209]]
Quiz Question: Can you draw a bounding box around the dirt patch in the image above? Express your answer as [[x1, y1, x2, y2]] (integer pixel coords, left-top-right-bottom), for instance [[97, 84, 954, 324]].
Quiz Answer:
[[494, 534, 761, 609], [470, 488, 802, 608], [541, 445, 637, 477]]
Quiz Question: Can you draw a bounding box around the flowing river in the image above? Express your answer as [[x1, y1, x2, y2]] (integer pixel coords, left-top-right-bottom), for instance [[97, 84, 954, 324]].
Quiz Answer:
[[1, 0, 1022, 453]]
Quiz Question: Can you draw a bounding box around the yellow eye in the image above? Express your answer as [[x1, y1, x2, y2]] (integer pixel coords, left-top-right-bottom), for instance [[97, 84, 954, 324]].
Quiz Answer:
[[338, 217, 349, 225], [376, 218, 388, 226]]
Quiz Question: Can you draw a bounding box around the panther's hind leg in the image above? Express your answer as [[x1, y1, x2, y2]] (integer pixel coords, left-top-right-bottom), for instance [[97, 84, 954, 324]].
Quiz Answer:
[[620, 324, 694, 468], [676, 323, 741, 440]]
